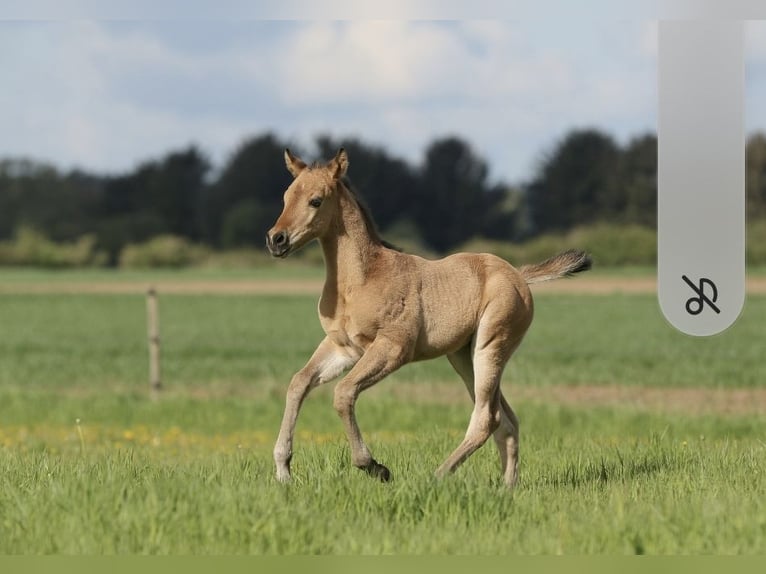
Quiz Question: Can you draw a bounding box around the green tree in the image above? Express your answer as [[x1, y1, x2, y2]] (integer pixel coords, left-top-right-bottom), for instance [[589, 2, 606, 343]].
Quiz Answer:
[[416, 137, 505, 252], [204, 133, 292, 247], [148, 146, 210, 240], [481, 184, 527, 242], [0, 159, 103, 242], [100, 146, 209, 239], [526, 129, 620, 233], [314, 135, 419, 233], [618, 134, 657, 228], [98, 163, 165, 264], [220, 199, 270, 248]]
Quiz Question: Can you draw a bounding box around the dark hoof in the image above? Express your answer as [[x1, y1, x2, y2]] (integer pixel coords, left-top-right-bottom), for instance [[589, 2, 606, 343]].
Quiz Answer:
[[363, 460, 392, 482]]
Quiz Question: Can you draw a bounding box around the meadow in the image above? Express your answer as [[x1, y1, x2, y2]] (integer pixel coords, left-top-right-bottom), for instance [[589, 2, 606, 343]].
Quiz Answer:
[[0, 268, 765, 554]]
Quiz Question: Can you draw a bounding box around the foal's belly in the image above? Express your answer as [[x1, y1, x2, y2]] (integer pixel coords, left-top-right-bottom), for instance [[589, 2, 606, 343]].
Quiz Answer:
[[412, 304, 478, 360]]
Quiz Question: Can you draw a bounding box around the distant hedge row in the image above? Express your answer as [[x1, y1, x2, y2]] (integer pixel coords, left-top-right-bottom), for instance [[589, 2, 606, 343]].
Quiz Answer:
[[3, 222, 766, 269], [458, 224, 657, 268], [461, 220, 766, 268], [0, 228, 107, 268]]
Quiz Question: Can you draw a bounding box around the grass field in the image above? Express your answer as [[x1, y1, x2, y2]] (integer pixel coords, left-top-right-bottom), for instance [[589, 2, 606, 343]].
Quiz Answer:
[[0, 268, 765, 553]]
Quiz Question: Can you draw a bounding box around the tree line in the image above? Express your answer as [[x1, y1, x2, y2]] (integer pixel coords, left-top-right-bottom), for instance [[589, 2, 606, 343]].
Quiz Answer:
[[2, 129, 766, 265]]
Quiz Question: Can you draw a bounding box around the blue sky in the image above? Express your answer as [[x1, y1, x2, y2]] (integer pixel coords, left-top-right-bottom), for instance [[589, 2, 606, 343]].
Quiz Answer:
[[1, 20, 765, 184]]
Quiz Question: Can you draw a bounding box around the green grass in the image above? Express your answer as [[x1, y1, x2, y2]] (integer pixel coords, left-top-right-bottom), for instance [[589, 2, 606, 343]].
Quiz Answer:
[[2, 291, 766, 392], [0, 262, 325, 284], [1, 279, 766, 554], [1, 405, 764, 553], [4, 262, 766, 284]]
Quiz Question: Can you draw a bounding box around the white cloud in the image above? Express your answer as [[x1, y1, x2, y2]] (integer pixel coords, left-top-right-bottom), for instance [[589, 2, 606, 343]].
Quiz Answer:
[[269, 22, 465, 104], [0, 20, 663, 182], [269, 21, 578, 108], [0, 22, 257, 170]]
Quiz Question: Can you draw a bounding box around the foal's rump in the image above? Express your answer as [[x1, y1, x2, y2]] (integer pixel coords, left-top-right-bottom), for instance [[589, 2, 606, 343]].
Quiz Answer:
[[409, 252, 532, 359], [407, 249, 591, 360]]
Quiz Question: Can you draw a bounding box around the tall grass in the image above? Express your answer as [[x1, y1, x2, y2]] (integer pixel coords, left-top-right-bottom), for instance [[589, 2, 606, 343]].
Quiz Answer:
[[1, 286, 765, 553], [2, 292, 765, 392], [1, 404, 764, 554]]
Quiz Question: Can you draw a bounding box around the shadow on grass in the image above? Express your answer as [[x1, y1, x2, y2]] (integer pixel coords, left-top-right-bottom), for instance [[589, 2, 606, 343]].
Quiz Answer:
[[532, 448, 680, 489]]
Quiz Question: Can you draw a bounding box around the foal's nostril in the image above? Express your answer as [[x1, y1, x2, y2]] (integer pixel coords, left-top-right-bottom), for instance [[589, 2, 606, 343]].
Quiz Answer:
[[273, 231, 287, 246]]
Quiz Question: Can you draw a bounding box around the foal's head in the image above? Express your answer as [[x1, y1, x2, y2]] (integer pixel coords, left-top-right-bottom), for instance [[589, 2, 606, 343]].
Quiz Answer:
[[266, 148, 348, 258]]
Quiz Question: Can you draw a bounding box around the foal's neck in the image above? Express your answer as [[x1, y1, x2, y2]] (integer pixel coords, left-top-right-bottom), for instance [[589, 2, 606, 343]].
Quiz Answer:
[[319, 185, 381, 289]]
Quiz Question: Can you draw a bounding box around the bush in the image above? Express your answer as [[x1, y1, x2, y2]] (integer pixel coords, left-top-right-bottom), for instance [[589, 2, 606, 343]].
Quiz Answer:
[[201, 247, 273, 269], [382, 218, 438, 259], [0, 227, 107, 267], [456, 223, 657, 267], [463, 218, 766, 268], [119, 235, 210, 268], [568, 223, 656, 266], [220, 200, 271, 249]]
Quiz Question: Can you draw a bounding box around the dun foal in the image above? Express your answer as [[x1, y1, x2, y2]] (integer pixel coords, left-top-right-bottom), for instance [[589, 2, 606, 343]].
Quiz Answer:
[[266, 148, 591, 488]]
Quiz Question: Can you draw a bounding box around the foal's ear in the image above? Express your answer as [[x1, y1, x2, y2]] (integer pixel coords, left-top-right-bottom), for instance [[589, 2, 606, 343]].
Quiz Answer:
[[329, 148, 349, 180], [284, 148, 307, 178]]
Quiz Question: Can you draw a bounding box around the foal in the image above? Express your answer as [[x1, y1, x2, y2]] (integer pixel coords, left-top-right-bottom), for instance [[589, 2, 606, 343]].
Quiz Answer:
[[266, 148, 591, 488]]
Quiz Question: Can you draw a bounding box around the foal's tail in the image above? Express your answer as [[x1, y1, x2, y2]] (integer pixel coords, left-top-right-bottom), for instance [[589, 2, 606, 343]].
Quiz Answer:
[[519, 249, 592, 284]]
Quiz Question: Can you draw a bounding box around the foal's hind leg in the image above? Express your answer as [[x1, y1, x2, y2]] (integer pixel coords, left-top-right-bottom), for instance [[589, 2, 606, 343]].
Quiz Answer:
[[436, 342, 504, 479], [447, 346, 521, 487], [495, 391, 521, 487], [437, 284, 529, 485]]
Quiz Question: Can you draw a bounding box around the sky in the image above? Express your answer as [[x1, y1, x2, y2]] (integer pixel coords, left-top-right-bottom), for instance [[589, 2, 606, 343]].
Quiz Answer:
[[1, 20, 765, 185]]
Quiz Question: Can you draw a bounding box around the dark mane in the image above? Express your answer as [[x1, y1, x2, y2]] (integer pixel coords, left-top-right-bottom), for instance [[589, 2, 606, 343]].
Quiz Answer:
[[339, 177, 402, 252]]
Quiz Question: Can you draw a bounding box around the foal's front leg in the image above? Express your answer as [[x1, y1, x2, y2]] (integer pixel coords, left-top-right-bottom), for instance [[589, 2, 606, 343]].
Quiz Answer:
[[273, 337, 356, 482], [333, 336, 409, 481]]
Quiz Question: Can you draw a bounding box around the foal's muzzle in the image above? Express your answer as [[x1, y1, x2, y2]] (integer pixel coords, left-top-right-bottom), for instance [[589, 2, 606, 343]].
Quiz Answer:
[[266, 230, 291, 258]]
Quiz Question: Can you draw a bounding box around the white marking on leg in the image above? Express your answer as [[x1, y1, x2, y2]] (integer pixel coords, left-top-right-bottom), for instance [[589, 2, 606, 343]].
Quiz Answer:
[[274, 340, 358, 482]]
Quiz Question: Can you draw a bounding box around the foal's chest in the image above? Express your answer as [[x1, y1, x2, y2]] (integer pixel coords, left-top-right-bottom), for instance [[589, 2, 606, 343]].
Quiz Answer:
[[318, 290, 377, 353]]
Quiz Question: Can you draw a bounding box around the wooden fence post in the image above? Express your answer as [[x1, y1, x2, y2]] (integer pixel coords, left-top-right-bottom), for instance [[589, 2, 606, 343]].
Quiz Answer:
[[146, 286, 162, 394]]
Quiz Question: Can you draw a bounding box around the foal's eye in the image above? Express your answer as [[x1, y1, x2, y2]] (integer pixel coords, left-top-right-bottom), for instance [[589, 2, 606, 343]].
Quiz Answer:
[[308, 197, 323, 208]]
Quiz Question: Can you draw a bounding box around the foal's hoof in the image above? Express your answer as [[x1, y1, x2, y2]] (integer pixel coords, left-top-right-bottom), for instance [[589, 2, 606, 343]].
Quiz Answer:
[[275, 456, 292, 483], [362, 460, 392, 482]]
